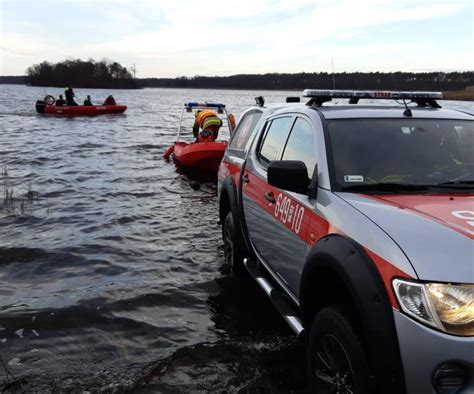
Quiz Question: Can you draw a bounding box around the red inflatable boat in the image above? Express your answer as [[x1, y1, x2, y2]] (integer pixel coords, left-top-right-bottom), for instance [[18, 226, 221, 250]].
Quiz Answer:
[[44, 105, 126, 116], [35, 96, 126, 116], [163, 102, 234, 174], [165, 141, 227, 172]]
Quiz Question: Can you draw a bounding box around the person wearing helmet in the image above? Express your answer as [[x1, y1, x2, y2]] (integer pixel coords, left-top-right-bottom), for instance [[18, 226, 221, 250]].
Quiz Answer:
[[83, 95, 93, 106]]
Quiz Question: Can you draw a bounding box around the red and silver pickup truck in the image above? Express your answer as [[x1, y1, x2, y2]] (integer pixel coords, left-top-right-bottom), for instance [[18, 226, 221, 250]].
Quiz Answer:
[[217, 90, 473, 394]]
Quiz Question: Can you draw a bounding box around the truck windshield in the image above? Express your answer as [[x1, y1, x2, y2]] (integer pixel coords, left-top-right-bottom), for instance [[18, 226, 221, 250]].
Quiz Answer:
[[327, 119, 474, 192]]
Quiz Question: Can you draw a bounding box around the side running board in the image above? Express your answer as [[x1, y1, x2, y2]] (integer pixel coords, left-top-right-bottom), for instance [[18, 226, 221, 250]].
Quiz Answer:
[[243, 258, 304, 336]]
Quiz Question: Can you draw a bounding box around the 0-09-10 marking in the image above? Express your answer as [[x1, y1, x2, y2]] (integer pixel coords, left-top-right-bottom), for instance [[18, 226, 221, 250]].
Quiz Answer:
[[275, 194, 305, 234]]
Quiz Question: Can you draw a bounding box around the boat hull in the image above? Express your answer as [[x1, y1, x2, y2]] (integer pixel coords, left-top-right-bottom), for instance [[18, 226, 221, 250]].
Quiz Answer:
[[40, 104, 127, 116], [172, 141, 227, 172]]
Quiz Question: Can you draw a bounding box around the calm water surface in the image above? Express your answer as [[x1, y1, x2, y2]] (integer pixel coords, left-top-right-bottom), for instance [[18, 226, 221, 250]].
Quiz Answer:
[[0, 85, 307, 392], [0, 85, 472, 392]]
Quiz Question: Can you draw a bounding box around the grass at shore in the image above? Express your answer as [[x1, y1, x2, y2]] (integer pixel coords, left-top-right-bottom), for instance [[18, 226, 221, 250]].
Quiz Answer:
[[443, 86, 474, 101]]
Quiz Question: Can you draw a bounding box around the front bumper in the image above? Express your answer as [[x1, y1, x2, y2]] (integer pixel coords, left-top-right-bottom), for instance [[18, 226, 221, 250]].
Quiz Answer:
[[393, 310, 474, 394]]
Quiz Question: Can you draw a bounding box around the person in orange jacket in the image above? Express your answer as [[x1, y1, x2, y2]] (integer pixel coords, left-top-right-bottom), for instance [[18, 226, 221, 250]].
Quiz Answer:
[[193, 110, 222, 141]]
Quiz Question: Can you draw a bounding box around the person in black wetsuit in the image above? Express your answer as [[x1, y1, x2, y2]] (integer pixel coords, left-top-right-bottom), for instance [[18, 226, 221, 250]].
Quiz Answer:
[[83, 95, 93, 106], [55, 95, 65, 106], [65, 87, 77, 106], [103, 95, 116, 106]]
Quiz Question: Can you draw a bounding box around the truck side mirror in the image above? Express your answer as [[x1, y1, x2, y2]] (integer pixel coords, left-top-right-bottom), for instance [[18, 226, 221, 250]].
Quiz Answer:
[[267, 160, 317, 196]]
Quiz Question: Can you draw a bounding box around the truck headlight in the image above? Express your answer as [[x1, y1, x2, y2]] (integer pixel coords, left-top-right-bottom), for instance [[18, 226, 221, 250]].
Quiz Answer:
[[393, 279, 473, 336]]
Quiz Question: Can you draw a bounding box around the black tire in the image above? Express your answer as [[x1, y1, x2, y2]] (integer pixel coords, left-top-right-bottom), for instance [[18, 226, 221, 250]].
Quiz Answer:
[[307, 306, 372, 394], [222, 211, 247, 275]]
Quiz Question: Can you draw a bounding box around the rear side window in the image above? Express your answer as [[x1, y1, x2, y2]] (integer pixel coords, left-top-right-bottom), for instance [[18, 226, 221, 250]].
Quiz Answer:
[[259, 117, 293, 166], [282, 118, 317, 179], [229, 110, 262, 150], [455, 125, 474, 166]]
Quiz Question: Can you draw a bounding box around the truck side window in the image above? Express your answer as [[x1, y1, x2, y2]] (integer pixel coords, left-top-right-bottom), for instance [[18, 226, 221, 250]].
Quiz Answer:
[[229, 110, 262, 150], [258, 117, 293, 167], [282, 118, 317, 179]]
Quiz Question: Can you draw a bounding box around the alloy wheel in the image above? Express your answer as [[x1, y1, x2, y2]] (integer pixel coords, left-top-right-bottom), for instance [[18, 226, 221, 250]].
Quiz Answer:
[[314, 334, 356, 394]]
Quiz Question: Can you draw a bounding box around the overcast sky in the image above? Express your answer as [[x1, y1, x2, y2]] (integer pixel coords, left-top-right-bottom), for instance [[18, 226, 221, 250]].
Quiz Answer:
[[0, 0, 472, 77]]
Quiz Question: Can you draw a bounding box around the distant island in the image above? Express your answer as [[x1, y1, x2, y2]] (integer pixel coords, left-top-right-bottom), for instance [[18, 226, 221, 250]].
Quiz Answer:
[[1, 66, 473, 100], [25, 59, 138, 89]]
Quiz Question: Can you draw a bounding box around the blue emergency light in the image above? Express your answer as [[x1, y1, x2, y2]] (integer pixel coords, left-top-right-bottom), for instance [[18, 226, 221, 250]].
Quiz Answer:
[[185, 102, 226, 109]]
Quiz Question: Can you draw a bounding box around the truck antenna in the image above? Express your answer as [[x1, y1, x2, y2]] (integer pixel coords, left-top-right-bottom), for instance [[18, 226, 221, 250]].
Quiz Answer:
[[331, 57, 336, 89]]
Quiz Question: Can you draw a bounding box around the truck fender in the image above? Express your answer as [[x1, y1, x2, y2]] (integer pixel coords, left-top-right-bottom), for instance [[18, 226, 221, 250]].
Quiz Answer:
[[219, 176, 241, 229], [299, 234, 406, 393]]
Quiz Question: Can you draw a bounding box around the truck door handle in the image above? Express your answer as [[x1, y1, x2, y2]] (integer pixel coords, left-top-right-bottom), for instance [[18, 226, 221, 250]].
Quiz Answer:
[[264, 191, 275, 203], [242, 174, 249, 183]]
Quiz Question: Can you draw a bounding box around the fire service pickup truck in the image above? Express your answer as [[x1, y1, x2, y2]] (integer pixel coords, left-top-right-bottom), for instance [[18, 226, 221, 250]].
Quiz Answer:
[[217, 90, 473, 394]]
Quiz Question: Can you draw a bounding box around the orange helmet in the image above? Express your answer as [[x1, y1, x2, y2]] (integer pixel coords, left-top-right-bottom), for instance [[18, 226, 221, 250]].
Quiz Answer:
[[196, 110, 217, 127]]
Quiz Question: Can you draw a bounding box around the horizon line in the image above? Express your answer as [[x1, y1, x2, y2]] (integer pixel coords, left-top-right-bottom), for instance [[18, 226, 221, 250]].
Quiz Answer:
[[2, 69, 474, 78]]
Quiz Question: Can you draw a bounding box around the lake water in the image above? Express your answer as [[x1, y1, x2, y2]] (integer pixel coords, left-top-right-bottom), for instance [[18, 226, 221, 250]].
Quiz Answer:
[[0, 85, 472, 392]]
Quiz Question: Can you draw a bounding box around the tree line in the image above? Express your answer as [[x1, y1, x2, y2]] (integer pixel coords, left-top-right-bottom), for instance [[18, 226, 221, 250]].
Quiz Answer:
[[4, 65, 473, 92], [0, 76, 25, 84], [26, 59, 138, 89], [140, 71, 474, 91]]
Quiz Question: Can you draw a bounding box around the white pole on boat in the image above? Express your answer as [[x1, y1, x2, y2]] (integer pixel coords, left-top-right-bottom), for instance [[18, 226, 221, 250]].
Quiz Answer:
[[224, 108, 232, 137], [176, 107, 185, 142]]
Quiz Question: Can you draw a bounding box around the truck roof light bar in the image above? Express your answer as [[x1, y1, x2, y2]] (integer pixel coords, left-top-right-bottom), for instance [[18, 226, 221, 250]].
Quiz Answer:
[[178, 103, 230, 138], [185, 102, 226, 109], [185, 102, 226, 113], [303, 89, 443, 108]]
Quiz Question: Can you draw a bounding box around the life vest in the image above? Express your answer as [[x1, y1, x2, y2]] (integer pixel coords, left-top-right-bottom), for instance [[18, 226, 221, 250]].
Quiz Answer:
[[196, 110, 217, 127], [202, 116, 222, 130]]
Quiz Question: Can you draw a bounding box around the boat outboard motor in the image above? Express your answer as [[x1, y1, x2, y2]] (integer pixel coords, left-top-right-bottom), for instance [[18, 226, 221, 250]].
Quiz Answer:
[[36, 100, 46, 114]]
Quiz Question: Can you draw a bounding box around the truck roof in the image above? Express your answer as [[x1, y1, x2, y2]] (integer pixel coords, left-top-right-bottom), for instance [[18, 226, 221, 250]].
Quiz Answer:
[[255, 90, 474, 121], [314, 105, 474, 120]]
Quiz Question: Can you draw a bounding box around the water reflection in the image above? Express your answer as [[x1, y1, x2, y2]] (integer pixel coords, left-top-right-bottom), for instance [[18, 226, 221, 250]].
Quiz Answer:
[[139, 268, 307, 393]]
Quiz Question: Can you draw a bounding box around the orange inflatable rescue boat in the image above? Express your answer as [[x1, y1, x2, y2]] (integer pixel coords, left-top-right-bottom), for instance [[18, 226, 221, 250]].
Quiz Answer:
[[163, 102, 235, 173]]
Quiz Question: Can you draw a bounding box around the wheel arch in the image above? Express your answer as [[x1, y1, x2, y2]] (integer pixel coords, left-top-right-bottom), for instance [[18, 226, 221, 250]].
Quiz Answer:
[[299, 234, 406, 393], [219, 176, 239, 223]]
